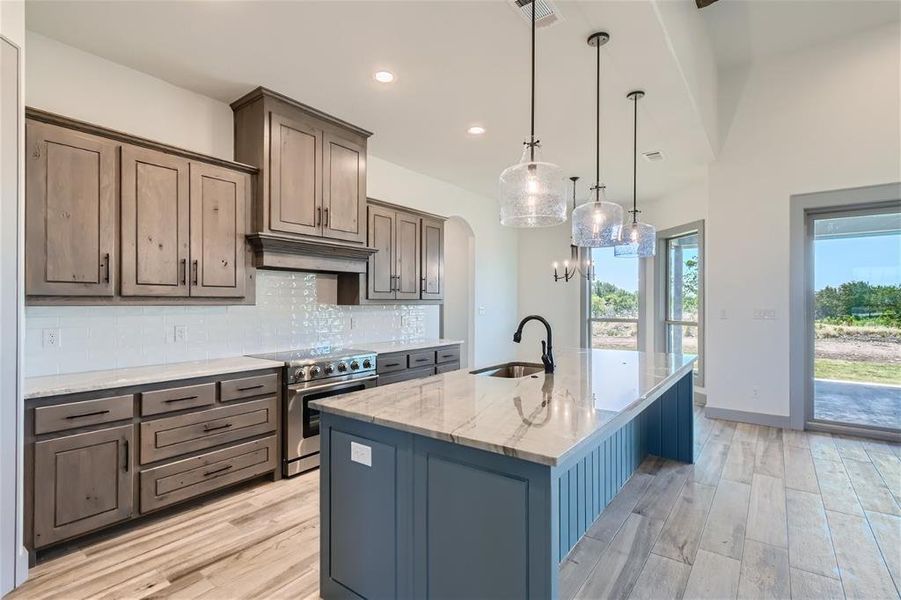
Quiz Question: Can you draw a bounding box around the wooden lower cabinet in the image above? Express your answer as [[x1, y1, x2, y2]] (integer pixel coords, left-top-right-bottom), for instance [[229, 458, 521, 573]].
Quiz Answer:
[[376, 344, 462, 386], [33, 425, 133, 548], [27, 368, 281, 553]]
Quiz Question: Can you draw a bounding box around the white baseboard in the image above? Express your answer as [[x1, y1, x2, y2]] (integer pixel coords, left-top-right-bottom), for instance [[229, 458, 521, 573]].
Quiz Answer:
[[705, 406, 792, 429]]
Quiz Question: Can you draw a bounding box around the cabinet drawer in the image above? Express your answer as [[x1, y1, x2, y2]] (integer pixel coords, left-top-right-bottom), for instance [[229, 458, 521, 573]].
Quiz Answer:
[[378, 365, 435, 386], [34, 395, 134, 435], [141, 383, 215, 417], [436, 346, 460, 365], [435, 362, 460, 375], [140, 436, 276, 513], [408, 350, 436, 369], [140, 397, 277, 464], [377, 353, 407, 374], [220, 373, 278, 402]]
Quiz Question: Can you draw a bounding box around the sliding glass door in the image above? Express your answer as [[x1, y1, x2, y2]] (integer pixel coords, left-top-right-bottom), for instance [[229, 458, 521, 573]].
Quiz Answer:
[[808, 206, 900, 433]]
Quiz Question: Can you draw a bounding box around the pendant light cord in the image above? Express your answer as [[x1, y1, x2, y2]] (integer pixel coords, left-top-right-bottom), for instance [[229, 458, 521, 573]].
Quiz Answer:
[[529, 0, 536, 161], [594, 37, 601, 202], [632, 92, 638, 223]]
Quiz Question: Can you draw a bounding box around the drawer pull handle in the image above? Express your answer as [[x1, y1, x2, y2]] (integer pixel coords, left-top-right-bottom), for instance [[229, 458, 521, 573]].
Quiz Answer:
[[203, 423, 233, 433], [237, 384, 264, 392], [123, 439, 129, 472], [164, 395, 199, 404], [65, 409, 110, 420], [203, 465, 233, 477], [440, 353, 454, 359], [384, 362, 400, 368], [414, 358, 430, 363]]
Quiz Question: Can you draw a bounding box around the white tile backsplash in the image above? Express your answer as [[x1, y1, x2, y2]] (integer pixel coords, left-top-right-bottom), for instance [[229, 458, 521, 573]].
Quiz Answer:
[[25, 271, 438, 377]]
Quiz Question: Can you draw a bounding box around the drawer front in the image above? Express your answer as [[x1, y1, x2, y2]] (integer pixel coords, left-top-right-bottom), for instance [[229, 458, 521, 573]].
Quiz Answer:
[[378, 365, 435, 386], [220, 373, 278, 402], [377, 352, 407, 374], [436, 346, 461, 365], [407, 350, 436, 369], [34, 395, 134, 435], [140, 436, 277, 513], [141, 383, 216, 417], [435, 361, 460, 375], [140, 397, 277, 464]]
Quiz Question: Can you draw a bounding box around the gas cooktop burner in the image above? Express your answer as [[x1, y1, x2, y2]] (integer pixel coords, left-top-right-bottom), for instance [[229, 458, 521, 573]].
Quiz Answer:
[[247, 347, 377, 385]]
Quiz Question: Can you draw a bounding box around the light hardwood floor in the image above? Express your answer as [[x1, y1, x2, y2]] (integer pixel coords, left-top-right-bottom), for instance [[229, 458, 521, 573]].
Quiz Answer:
[[10, 407, 901, 600]]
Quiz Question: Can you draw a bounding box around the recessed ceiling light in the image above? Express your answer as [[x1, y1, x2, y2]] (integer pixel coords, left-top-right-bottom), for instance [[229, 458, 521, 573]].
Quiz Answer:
[[374, 70, 395, 84], [467, 125, 486, 136]]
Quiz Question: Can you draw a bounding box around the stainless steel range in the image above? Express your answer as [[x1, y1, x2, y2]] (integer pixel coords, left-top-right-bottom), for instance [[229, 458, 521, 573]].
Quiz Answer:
[[248, 348, 377, 476]]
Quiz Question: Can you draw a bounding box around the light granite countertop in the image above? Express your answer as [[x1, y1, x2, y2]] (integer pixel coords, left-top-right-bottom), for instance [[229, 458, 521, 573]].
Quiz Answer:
[[312, 348, 696, 466], [25, 356, 285, 400], [361, 339, 463, 354]]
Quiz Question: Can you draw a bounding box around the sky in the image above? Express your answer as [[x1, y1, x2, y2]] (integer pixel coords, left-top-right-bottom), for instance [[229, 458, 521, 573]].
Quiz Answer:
[[591, 247, 639, 291], [814, 233, 901, 290]]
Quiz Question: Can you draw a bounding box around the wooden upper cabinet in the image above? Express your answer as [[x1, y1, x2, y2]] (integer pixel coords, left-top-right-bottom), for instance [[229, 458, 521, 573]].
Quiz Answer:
[[395, 212, 421, 301], [367, 205, 395, 300], [33, 425, 133, 548], [421, 217, 444, 301], [189, 162, 247, 298], [26, 121, 117, 296], [120, 146, 190, 297], [323, 132, 366, 243], [269, 113, 321, 237]]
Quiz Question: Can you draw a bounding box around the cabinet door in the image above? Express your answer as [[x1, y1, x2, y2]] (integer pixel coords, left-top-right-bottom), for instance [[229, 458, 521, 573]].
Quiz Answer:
[[421, 217, 444, 300], [367, 205, 396, 300], [25, 121, 117, 296], [322, 131, 366, 243], [33, 425, 133, 548], [395, 212, 421, 301], [120, 146, 190, 297], [269, 113, 322, 236], [189, 163, 247, 298]]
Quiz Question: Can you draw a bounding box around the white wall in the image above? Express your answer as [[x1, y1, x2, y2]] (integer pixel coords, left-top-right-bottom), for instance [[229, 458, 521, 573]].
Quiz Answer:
[[1, 1, 26, 591], [23, 31, 520, 370], [706, 23, 901, 420]]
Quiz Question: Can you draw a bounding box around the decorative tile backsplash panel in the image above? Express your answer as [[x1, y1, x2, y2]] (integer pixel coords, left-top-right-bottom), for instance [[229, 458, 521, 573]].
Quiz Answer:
[[25, 271, 439, 377]]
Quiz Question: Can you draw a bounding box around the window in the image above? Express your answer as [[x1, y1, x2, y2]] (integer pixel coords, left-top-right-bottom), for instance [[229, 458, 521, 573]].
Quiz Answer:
[[658, 223, 704, 385], [588, 247, 640, 350]]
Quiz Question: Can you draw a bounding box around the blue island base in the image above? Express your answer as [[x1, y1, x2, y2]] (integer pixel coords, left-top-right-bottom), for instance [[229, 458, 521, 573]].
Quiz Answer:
[[319, 372, 693, 599]]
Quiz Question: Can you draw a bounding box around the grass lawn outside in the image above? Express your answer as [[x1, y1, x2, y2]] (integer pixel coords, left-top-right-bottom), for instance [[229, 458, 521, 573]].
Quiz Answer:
[[814, 358, 901, 386]]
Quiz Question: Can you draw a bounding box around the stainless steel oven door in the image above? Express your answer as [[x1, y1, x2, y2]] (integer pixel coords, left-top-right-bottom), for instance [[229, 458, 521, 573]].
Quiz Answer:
[[285, 374, 377, 476]]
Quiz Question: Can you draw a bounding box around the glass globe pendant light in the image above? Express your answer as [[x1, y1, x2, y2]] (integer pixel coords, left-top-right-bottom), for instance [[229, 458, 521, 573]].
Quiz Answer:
[[615, 91, 656, 258], [572, 32, 623, 247], [498, 0, 566, 228]]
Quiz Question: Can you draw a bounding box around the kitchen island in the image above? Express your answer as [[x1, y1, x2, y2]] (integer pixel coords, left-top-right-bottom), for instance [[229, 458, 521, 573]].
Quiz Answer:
[[313, 348, 696, 599]]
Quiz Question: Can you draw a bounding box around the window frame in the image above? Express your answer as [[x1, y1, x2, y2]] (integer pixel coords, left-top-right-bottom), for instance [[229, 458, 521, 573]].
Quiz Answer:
[[655, 221, 705, 387], [580, 246, 646, 352]]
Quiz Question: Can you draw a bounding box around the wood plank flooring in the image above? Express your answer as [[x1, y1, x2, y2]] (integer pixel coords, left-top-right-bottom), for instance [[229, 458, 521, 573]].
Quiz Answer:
[[10, 406, 901, 600]]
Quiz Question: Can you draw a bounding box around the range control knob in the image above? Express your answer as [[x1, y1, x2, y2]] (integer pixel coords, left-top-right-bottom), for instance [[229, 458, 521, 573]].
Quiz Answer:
[[309, 366, 322, 377], [350, 360, 360, 371], [362, 359, 372, 369], [324, 364, 335, 375], [337, 362, 348, 373], [292, 367, 306, 382]]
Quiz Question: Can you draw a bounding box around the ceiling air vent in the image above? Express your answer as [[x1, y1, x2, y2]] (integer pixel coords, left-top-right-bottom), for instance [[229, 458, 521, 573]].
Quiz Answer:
[[510, 0, 562, 28], [642, 150, 665, 163]]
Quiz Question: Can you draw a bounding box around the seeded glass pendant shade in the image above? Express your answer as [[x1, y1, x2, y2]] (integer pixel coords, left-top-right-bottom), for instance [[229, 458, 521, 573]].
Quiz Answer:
[[615, 90, 656, 258], [572, 185, 623, 247], [498, 0, 566, 228], [571, 31, 624, 248], [499, 145, 566, 227]]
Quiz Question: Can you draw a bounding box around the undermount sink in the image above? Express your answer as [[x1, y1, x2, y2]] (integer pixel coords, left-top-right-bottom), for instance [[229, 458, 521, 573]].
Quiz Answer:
[[470, 362, 545, 378]]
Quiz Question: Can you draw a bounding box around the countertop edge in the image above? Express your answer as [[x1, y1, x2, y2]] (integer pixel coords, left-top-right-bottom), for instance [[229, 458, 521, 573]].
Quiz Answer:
[[24, 357, 286, 400]]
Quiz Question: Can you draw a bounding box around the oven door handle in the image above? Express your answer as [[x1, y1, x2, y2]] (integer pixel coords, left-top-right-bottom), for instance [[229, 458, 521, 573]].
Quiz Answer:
[[290, 374, 379, 394]]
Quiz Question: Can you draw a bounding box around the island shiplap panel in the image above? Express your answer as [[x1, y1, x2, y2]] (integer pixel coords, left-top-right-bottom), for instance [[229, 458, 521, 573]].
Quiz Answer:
[[556, 372, 693, 562], [557, 419, 644, 562]]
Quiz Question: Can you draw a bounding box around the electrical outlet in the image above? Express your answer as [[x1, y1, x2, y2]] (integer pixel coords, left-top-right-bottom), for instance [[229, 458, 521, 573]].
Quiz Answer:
[[720, 309, 728, 320], [401, 315, 410, 328], [478, 306, 487, 315], [173, 325, 188, 343], [751, 387, 759, 400], [42, 328, 60, 349]]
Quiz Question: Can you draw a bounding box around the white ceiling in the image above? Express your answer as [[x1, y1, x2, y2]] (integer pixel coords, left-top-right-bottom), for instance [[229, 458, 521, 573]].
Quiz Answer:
[[24, 0, 899, 204], [702, 0, 901, 69]]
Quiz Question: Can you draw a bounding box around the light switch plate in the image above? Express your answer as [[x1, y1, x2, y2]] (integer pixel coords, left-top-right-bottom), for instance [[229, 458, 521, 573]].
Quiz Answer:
[[173, 325, 188, 342], [350, 441, 372, 467]]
